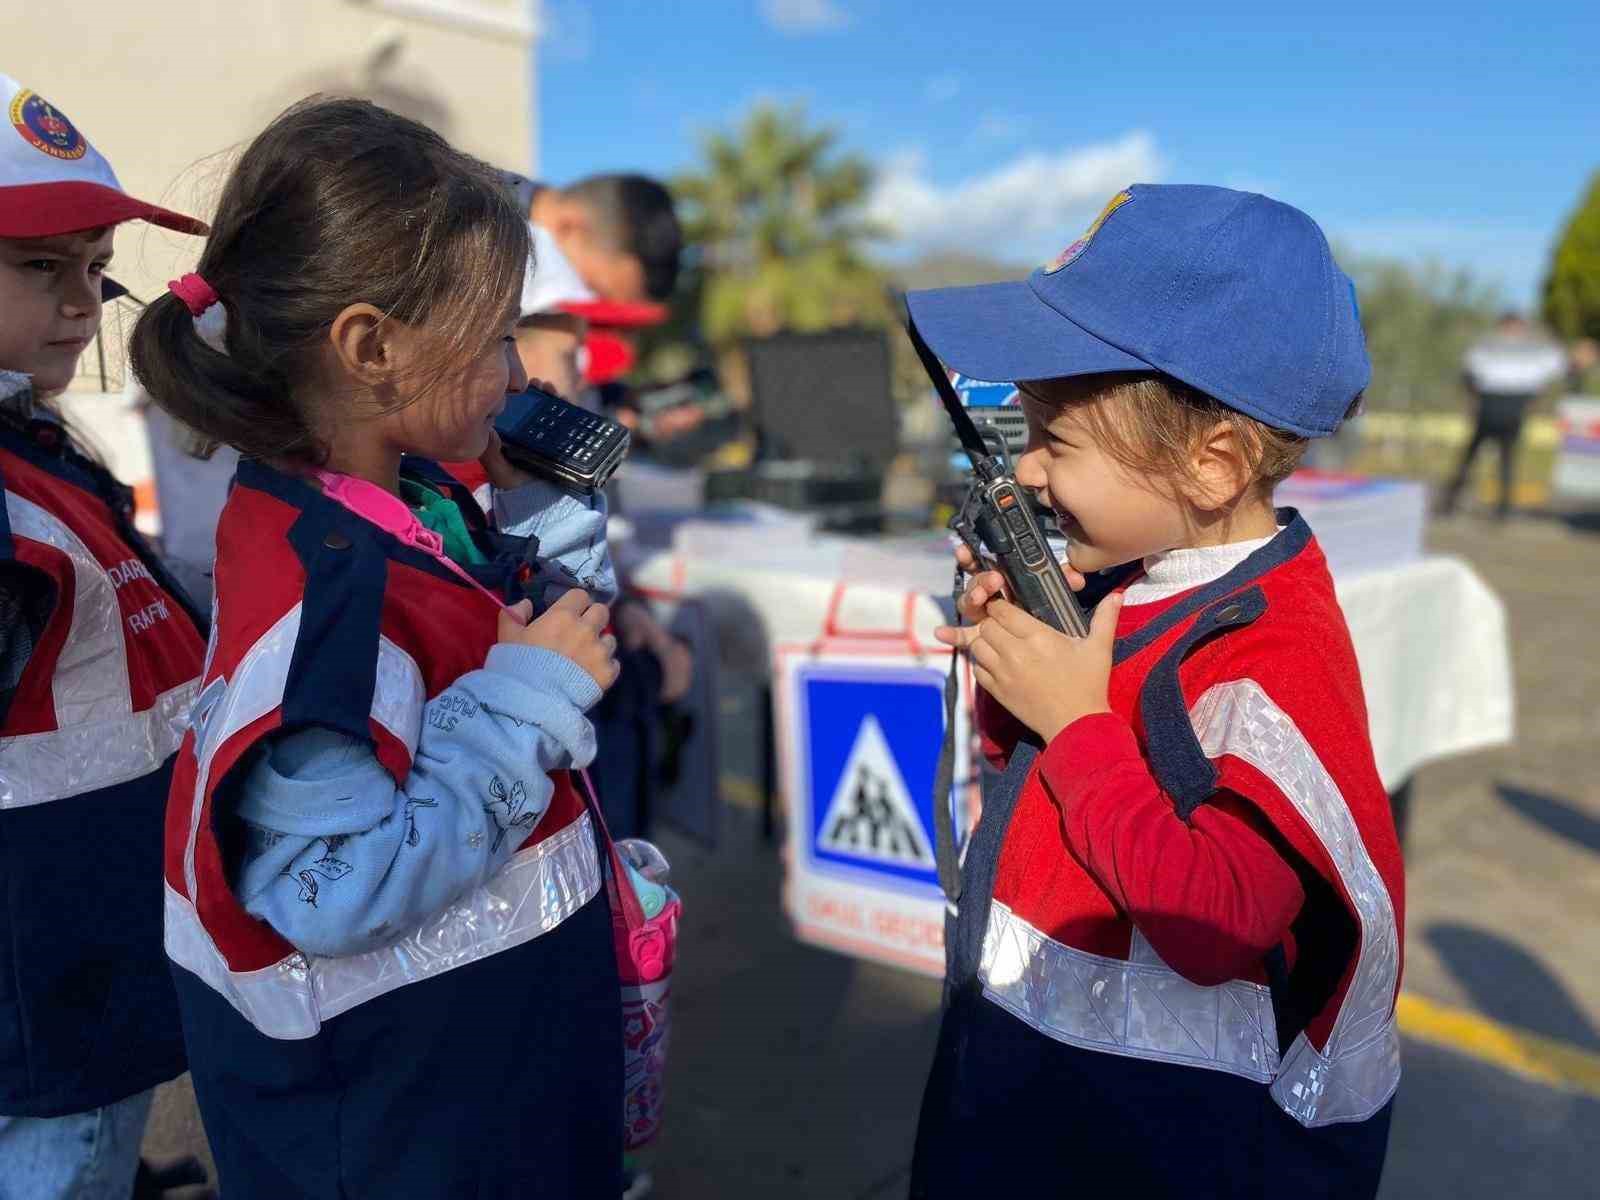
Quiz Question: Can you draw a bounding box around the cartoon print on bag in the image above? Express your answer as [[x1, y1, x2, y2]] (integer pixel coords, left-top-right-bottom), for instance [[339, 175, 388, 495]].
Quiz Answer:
[[484, 775, 536, 852], [402, 797, 439, 847], [287, 837, 354, 906]]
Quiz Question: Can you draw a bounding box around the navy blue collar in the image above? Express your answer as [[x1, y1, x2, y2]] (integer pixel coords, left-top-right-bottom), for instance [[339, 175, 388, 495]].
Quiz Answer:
[[0, 417, 126, 505]]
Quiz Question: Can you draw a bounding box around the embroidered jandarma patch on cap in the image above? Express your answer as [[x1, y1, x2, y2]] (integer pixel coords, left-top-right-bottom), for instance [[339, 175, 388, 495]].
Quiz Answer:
[[1044, 189, 1133, 273], [9, 89, 87, 161]]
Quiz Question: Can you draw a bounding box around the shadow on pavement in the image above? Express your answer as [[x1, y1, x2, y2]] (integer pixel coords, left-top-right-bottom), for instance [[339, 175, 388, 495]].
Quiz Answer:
[[1424, 921, 1600, 1053], [1497, 781, 1600, 856], [1381, 1038, 1600, 1199], [653, 809, 943, 1198]]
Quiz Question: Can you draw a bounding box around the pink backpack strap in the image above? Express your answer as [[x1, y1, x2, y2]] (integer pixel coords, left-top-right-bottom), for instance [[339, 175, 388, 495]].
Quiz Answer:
[[313, 468, 506, 607]]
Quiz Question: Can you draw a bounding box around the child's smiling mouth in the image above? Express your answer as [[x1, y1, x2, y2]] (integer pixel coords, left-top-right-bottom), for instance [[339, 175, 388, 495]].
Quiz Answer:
[[1044, 498, 1084, 540]]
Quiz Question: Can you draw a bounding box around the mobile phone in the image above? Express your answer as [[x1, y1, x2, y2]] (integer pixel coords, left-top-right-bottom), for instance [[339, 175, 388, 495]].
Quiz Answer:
[[495, 387, 632, 494]]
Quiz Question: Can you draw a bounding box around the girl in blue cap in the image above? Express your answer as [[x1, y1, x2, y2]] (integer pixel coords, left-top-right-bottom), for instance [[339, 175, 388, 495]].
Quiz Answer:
[[908, 185, 1403, 1200]]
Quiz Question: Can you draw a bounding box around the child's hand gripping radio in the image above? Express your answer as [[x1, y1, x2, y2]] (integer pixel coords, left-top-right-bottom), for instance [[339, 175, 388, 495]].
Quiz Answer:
[[906, 313, 1091, 639]]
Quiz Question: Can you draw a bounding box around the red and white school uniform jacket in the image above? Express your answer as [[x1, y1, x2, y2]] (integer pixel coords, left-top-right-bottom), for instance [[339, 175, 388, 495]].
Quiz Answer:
[[163, 459, 620, 1200], [913, 512, 1405, 1200], [0, 421, 204, 1115]]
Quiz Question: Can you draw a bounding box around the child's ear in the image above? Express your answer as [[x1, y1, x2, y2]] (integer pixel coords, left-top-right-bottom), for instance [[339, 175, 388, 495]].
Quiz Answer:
[[1184, 420, 1254, 512], [327, 303, 403, 385]]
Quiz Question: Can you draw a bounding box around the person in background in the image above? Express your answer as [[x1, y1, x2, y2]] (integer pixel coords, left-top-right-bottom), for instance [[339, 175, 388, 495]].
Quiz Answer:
[[503, 169, 711, 439], [1439, 311, 1571, 519], [0, 72, 210, 1200], [1570, 337, 1599, 392], [504, 194, 691, 1200], [515, 222, 593, 402], [500, 174, 697, 849], [504, 224, 692, 841], [505, 172, 681, 307]]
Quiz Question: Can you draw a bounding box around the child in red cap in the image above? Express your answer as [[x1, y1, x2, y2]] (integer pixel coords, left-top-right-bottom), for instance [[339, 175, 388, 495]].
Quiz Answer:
[[0, 73, 210, 1198]]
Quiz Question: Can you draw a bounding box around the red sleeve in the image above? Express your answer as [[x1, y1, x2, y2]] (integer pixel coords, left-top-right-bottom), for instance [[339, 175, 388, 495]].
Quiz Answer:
[[974, 684, 1028, 772], [1036, 712, 1304, 987]]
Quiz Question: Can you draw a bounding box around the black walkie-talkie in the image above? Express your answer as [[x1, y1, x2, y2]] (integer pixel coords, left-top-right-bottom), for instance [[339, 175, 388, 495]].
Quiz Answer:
[[906, 313, 1090, 638]]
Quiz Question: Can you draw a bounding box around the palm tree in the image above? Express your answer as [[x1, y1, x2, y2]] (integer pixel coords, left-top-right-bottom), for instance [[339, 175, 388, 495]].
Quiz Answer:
[[673, 104, 891, 348]]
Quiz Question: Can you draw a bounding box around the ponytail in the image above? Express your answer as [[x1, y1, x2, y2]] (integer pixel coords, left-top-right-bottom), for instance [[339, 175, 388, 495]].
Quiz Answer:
[[129, 290, 317, 463], [128, 94, 528, 466]]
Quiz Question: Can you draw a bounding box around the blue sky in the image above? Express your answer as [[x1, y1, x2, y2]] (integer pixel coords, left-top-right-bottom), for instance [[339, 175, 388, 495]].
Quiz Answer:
[[537, 0, 1596, 306]]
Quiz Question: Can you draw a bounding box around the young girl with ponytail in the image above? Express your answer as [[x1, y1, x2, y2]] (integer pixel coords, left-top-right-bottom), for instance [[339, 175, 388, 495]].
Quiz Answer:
[[132, 97, 626, 1199]]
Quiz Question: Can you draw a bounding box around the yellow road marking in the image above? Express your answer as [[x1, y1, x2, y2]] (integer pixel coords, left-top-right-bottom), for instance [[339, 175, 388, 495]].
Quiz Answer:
[[1396, 992, 1600, 1098], [721, 771, 1600, 1097], [720, 774, 765, 812]]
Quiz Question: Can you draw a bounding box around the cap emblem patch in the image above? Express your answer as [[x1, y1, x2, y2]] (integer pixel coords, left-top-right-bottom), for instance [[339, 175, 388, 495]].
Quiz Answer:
[[1044, 189, 1132, 273], [9, 89, 87, 161]]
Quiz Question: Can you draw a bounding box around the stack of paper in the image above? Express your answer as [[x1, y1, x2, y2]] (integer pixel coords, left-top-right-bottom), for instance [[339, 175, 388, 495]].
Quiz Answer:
[[1275, 471, 1428, 578]]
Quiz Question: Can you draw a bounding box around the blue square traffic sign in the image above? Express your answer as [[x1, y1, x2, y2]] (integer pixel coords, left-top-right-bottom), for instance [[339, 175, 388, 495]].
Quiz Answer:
[[796, 661, 952, 894]]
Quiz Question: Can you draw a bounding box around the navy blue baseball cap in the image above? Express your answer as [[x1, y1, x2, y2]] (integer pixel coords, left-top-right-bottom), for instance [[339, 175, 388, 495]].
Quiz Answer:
[[906, 184, 1369, 438]]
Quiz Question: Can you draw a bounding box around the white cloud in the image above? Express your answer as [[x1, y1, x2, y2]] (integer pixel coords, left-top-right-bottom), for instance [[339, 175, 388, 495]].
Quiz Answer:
[[868, 132, 1164, 260], [970, 112, 1032, 146], [760, 0, 851, 34]]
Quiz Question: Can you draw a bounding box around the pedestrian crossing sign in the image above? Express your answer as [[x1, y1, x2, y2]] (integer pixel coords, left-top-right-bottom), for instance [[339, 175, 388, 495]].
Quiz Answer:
[[793, 661, 961, 893], [816, 713, 935, 869]]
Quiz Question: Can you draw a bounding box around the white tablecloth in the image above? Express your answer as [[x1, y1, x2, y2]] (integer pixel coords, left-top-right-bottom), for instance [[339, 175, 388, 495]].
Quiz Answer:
[[630, 536, 1512, 791]]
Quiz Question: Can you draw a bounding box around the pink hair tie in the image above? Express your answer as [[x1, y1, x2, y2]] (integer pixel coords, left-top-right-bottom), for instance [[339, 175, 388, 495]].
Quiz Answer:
[[167, 272, 219, 317]]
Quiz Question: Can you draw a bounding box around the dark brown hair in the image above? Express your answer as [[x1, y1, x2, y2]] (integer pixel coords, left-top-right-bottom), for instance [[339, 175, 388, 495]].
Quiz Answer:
[[131, 96, 529, 463], [1023, 373, 1361, 498], [563, 173, 682, 301]]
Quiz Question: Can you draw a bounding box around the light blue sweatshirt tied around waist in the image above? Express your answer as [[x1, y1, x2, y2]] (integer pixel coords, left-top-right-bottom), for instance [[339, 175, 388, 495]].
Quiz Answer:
[[231, 477, 615, 959]]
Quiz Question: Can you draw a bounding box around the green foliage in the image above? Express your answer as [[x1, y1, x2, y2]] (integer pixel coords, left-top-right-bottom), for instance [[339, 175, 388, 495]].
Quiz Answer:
[[1542, 170, 1600, 342], [672, 104, 892, 349], [1340, 250, 1503, 414]]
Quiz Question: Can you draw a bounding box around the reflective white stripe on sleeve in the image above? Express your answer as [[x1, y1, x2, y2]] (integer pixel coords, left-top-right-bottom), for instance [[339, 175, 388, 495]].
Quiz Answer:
[[0, 493, 195, 806], [0, 679, 196, 807], [181, 603, 427, 899], [5, 491, 132, 730], [1190, 679, 1402, 1125], [166, 809, 603, 1039]]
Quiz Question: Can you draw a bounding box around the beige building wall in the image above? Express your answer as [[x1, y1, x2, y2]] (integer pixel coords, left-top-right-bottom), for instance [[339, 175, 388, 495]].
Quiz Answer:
[[3, 0, 538, 356]]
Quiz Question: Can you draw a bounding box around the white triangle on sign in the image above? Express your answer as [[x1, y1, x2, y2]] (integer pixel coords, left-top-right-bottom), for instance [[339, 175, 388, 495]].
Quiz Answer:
[[817, 714, 934, 868]]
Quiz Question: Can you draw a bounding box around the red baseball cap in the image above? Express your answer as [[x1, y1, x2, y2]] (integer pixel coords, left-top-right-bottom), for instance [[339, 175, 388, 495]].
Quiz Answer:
[[0, 74, 206, 239], [566, 298, 669, 328]]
